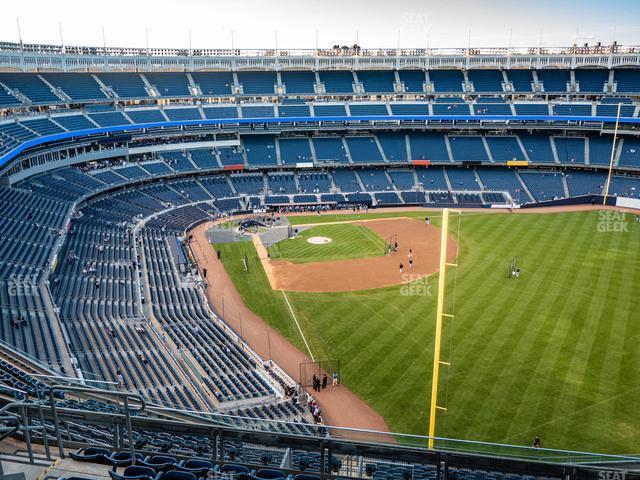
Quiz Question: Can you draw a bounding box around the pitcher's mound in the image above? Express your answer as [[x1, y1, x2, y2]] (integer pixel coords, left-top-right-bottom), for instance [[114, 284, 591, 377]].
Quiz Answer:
[[307, 236, 332, 245]]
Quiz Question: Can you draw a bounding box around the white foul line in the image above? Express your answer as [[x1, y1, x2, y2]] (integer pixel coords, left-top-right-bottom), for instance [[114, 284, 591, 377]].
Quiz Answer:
[[281, 290, 315, 362]]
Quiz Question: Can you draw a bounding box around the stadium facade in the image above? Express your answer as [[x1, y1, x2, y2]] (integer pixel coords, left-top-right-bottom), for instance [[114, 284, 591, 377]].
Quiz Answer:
[[0, 40, 639, 479]]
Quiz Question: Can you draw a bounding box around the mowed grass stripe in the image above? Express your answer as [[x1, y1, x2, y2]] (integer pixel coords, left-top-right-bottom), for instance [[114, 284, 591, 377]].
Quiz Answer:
[[217, 211, 640, 453], [268, 224, 385, 263]]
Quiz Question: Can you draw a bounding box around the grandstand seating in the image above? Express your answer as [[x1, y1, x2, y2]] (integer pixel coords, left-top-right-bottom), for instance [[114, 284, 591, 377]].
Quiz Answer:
[[519, 134, 556, 163], [313, 137, 349, 162], [313, 103, 347, 116], [398, 70, 425, 93], [506, 69, 534, 92], [476, 167, 530, 203], [613, 69, 640, 93], [467, 69, 504, 92], [42, 73, 107, 101], [318, 71, 355, 94], [97, 73, 149, 99], [429, 70, 465, 93], [388, 170, 415, 190], [126, 108, 167, 123], [553, 103, 592, 116], [88, 111, 131, 127], [357, 71, 396, 93], [618, 138, 640, 168], [189, 149, 218, 170], [446, 167, 481, 191], [237, 72, 278, 96], [164, 108, 203, 121], [377, 133, 408, 162], [409, 133, 450, 161], [519, 172, 566, 201], [574, 69, 608, 93], [280, 71, 316, 95], [416, 167, 449, 190], [514, 103, 550, 115], [278, 104, 311, 117], [537, 69, 570, 93], [191, 72, 235, 96], [242, 105, 276, 118], [243, 136, 278, 165], [348, 103, 389, 116], [357, 169, 393, 191], [202, 106, 239, 119], [554, 137, 585, 164], [145, 73, 192, 97], [565, 170, 606, 197], [485, 136, 525, 162], [345, 137, 384, 163], [0, 73, 61, 104], [389, 103, 429, 115], [448, 136, 488, 162], [278, 138, 313, 164]]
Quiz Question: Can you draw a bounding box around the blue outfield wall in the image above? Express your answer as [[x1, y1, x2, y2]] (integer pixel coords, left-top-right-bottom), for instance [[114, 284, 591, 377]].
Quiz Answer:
[[2, 114, 640, 168]]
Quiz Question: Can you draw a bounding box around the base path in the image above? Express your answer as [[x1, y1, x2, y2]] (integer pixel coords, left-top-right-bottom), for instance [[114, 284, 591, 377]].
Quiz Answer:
[[259, 217, 458, 292], [189, 221, 390, 432]]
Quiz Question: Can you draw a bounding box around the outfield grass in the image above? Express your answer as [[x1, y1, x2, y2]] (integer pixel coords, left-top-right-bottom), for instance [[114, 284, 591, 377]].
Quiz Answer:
[[217, 211, 640, 454], [268, 224, 386, 263]]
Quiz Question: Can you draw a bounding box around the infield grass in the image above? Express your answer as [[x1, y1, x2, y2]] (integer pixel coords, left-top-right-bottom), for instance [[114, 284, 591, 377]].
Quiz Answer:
[[267, 224, 386, 263], [216, 210, 640, 454]]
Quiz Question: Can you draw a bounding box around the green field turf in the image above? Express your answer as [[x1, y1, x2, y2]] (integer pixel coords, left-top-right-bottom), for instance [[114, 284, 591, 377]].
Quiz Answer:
[[216, 210, 640, 454], [267, 224, 386, 263]]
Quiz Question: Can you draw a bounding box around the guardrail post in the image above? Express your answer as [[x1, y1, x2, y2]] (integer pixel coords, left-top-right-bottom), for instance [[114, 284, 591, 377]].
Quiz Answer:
[[20, 405, 34, 463], [37, 394, 51, 460], [114, 423, 120, 451], [48, 390, 65, 458], [211, 429, 218, 463], [123, 395, 136, 465]]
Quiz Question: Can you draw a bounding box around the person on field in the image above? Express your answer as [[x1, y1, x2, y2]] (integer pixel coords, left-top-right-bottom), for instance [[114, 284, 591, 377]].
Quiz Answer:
[[322, 373, 328, 389], [408, 248, 413, 260], [409, 259, 413, 269], [332, 371, 338, 387], [532, 435, 541, 448], [202, 267, 207, 279], [399, 263, 404, 273], [425, 217, 430, 225]]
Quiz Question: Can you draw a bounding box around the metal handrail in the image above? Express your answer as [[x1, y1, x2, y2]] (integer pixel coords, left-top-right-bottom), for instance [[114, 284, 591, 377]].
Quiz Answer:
[[49, 385, 146, 463]]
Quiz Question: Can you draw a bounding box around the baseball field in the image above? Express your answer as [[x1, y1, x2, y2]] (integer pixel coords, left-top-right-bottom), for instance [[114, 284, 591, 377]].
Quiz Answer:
[[214, 209, 640, 454]]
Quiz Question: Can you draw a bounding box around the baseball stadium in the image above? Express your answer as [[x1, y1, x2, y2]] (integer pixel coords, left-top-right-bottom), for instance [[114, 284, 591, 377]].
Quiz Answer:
[[0, 1, 640, 479]]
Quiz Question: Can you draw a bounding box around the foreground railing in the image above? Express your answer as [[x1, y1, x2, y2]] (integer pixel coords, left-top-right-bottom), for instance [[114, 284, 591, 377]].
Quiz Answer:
[[2, 385, 639, 478]]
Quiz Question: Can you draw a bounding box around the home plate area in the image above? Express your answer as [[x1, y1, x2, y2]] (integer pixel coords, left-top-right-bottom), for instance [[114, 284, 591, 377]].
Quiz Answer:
[[307, 236, 333, 244]]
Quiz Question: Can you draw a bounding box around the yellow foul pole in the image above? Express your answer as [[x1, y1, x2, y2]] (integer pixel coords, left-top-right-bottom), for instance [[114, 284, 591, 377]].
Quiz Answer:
[[428, 208, 452, 449], [603, 102, 622, 205]]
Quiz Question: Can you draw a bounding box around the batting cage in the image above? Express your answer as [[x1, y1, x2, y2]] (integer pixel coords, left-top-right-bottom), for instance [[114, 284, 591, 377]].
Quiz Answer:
[[299, 360, 341, 387]]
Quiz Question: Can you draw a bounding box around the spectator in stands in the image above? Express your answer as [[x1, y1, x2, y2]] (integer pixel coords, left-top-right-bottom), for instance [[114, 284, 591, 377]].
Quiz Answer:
[[116, 369, 124, 389]]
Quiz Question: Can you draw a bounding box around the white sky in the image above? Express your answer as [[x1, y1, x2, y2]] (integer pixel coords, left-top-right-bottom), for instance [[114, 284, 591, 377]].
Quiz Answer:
[[2, 0, 639, 50]]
